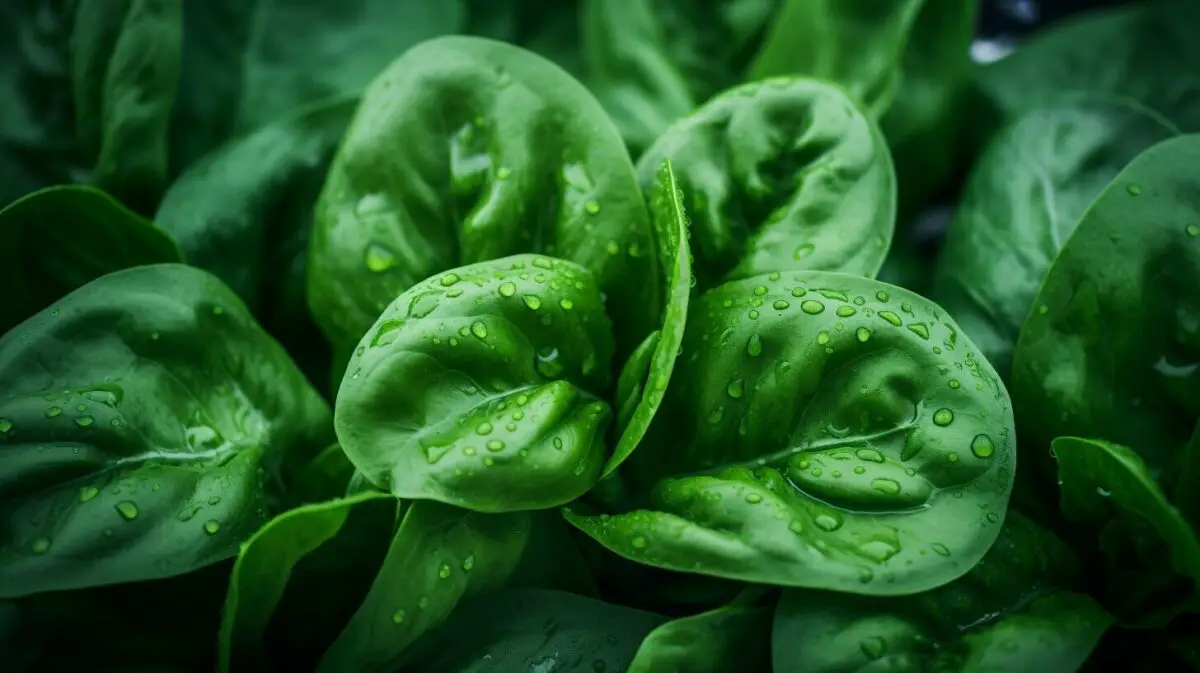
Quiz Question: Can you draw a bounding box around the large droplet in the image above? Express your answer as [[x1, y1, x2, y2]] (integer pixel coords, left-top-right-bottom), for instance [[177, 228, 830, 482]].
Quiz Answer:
[[932, 408, 954, 427], [746, 334, 763, 357], [364, 243, 397, 272], [726, 378, 745, 399], [800, 300, 825, 315], [971, 434, 995, 458]]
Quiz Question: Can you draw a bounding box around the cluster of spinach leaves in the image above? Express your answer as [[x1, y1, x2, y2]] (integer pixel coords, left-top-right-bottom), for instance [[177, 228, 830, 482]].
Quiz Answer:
[[0, 1, 1198, 671]]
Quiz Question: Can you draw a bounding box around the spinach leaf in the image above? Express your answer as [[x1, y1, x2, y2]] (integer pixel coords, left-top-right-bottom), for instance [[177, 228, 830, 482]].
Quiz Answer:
[[395, 588, 666, 672], [608, 159, 691, 476], [335, 255, 614, 512], [935, 96, 1179, 378], [70, 0, 180, 213], [316, 502, 531, 672], [1011, 134, 1200, 477], [978, 1, 1200, 132], [171, 0, 462, 171], [155, 95, 357, 393], [306, 36, 660, 356], [579, 0, 781, 153], [772, 512, 1111, 672], [0, 184, 181, 335], [628, 590, 772, 673], [0, 0, 89, 208], [0, 264, 333, 597], [635, 78, 895, 290], [568, 271, 1015, 593], [1053, 436, 1200, 624]]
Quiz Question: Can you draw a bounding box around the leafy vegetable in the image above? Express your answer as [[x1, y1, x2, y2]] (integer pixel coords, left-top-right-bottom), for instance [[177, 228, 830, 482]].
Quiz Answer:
[[0, 264, 332, 596], [568, 272, 1015, 594], [0, 184, 181, 334], [306, 35, 661, 355], [772, 512, 1112, 671], [635, 77, 895, 290], [935, 96, 1179, 376], [7, 4, 1200, 670]]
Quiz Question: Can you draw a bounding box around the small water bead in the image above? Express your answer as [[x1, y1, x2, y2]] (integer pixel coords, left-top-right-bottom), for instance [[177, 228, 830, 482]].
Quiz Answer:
[[631, 536, 648, 549], [791, 287, 807, 297], [875, 290, 889, 302], [439, 273, 460, 287], [80, 486, 99, 502], [800, 300, 825, 314], [496, 166, 512, 180], [46, 406, 62, 418], [746, 334, 764, 357], [31, 536, 51, 554], [810, 468, 823, 477], [817, 332, 830, 346], [855, 448, 884, 463], [932, 408, 954, 426], [986, 512, 1000, 523], [462, 554, 476, 571], [745, 493, 763, 504], [463, 446, 477, 456], [948, 379, 960, 389], [871, 478, 901, 495], [947, 452, 959, 463], [753, 285, 768, 296], [707, 406, 725, 424], [1127, 184, 1142, 195], [204, 520, 221, 535], [726, 378, 745, 399], [584, 200, 601, 214], [391, 609, 407, 624], [860, 636, 887, 659], [853, 466, 866, 475], [522, 295, 542, 310], [438, 562, 452, 579], [878, 311, 902, 326], [856, 327, 871, 342], [836, 305, 856, 317], [773, 300, 790, 310], [793, 243, 815, 259], [907, 323, 930, 339], [748, 309, 760, 320], [606, 241, 620, 255], [470, 322, 488, 339], [75, 416, 95, 428], [1188, 224, 1200, 237], [560, 298, 574, 310], [971, 434, 995, 458], [476, 422, 493, 435], [497, 281, 517, 297], [486, 440, 505, 451], [1037, 304, 1049, 316], [364, 243, 397, 272], [814, 514, 842, 531], [115, 501, 139, 520]]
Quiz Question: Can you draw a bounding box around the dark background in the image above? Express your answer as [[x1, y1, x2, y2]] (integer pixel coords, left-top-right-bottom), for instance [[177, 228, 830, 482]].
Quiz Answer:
[[979, 0, 1134, 36]]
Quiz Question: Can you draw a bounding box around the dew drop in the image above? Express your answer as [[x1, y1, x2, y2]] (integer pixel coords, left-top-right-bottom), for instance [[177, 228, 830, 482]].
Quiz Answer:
[[971, 434, 995, 458], [31, 537, 51, 554], [855, 327, 871, 342], [498, 281, 517, 297], [875, 290, 889, 302], [746, 334, 763, 357], [870, 478, 901, 495], [836, 305, 856, 317], [931, 543, 951, 557], [75, 416, 95, 428], [773, 300, 790, 310], [439, 273, 460, 287], [1127, 184, 1142, 195], [364, 243, 397, 272], [470, 321, 488, 339], [814, 514, 842, 531], [204, 520, 220, 535], [391, 609, 407, 624], [878, 311, 902, 326], [800, 300, 825, 314], [115, 501, 139, 520], [523, 295, 542, 310], [793, 243, 815, 259], [932, 408, 954, 426], [45, 407, 62, 418], [726, 378, 745, 399], [438, 562, 452, 579]]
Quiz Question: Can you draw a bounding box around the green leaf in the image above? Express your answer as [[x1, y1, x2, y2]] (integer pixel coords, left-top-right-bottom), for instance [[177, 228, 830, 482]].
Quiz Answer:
[[218, 491, 393, 673], [635, 78, 895, 291], [394, 588, 666, 672], [579, 0, 780, 153], [307, 35, 660, 357], [606, 159, 691, 476], [156, 95, 357, 392], [567, 272, 1015, 593], [1011, 134, 1200, 475], [171, 0, 463, 170], [1053, 436, 1200, 621], [334, 255, 614, 512], [628, 598, 772, 673], [935, 96, 1179, 378], [978, 1, 1200, 132], [772, 512, 1111, 672], [747, 0, 926, 118], [316, 502, 531, 672], [0, 1, 88, 208], [71, 0, 180, 213], [0, 263, 333, 597], [0, 184, 180, 336]]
